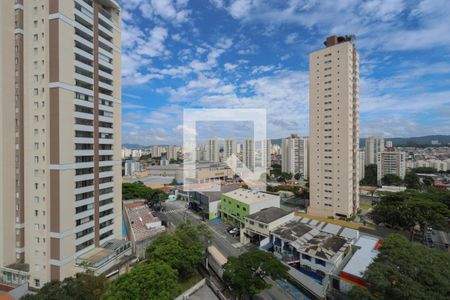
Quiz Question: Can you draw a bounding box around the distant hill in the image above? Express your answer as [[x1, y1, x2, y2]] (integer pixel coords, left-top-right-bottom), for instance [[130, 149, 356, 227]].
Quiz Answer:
[[123, 135, 450, 149], [360, 135, 450, 147]]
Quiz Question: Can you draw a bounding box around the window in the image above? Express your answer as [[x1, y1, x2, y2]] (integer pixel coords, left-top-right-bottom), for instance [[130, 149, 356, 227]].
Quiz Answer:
[[316, 258, 326, 266], [34, 279, 40, 287], [33, 34, 38, 41], [302, 254, 311, 261]]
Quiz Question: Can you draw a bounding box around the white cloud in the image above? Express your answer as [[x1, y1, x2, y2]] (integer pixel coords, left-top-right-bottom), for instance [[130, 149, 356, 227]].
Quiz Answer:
[[224, 63, 238, 71], [285, 33, 298, 44], [229, 0, 254, 19]]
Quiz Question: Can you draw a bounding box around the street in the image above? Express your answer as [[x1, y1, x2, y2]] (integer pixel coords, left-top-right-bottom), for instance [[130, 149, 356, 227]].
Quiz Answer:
[[156, 200, 296, 300]]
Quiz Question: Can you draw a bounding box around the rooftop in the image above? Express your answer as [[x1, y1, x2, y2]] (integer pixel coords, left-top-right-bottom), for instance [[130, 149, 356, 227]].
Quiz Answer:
[[124, 203, 165, 242], [246, 207, 292, 224], [299, 233, 348, 260], [77, 239, 130, 269], [223, 188, 280, 205], [341, 235, 381, 278]]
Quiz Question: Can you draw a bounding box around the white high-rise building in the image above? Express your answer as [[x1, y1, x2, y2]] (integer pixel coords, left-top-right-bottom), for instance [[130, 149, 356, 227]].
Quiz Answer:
[[167, 145, 178, 161], [263, 139, 272, 169], [0, 0, 122, 288], [377, 151, 406, 185], [151, 145, 164, 158], [309, 35, 360, 218], [359, 150, 366, 181], [385, 141, 393, 148], [206, 139, 219, 163], [224, 139, 237, 160], [243, 139, 255, 171], [124, 160, 141, 176], [365, 137, 385, 166], [281, 135, 308, 179], [272, 144, 281, 155], [236, 143, 242, 154]]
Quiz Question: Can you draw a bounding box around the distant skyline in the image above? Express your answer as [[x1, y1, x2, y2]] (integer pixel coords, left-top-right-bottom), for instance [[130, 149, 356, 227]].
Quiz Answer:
[[121, 0, 450, 145]]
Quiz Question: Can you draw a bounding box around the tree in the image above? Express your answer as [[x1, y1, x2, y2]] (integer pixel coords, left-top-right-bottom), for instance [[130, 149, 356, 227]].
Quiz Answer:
[[280, 172, 293, 181], [381, 174, 403, 186], [360, 164, 377, 186], [349, 234, 450, 300], [146, 223, 206, 278], [294, 173, 302, 180], [223, 250, 289, 298], [422, 176, 434, 187], [411, 167, 437, 174], [404, 172, 421, 189], [22, 272, 109, 300], [102, 261, 177, 300], [370, 190, 449, 230]]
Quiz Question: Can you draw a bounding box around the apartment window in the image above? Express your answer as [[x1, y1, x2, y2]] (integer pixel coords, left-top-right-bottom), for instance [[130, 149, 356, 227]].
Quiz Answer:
[[34, 279, 40, 287], [33, 34, 38, 41], [302, 254, 311, 261], [34, 20, 38, 27], [33, 88, 39, 96]]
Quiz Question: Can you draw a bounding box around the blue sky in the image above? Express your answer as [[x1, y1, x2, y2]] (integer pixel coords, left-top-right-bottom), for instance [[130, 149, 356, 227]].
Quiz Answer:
[[120, 0, 450, 145]]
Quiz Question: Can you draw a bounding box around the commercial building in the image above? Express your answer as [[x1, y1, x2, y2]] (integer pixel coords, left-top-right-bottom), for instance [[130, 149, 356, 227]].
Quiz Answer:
[[308, 35, 360, 218], [206, 139, 219, 163], [243, 139, 255, 171], [365, 137, 385, 166], [223, 139, 237, 161], [186, 183, 240, 220], [281, 134, 308, 179], [219, 188, 280, 225], [0, 0, 122, 288], [377, 150, 406, 185]]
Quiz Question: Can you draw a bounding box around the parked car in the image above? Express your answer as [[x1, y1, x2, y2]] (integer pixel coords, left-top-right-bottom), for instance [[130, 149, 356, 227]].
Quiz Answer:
[[228, 227, 239, 235]]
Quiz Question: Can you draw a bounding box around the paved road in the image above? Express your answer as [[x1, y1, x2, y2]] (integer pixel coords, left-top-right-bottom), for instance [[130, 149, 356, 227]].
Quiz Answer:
[[158, 200, 295, 300]]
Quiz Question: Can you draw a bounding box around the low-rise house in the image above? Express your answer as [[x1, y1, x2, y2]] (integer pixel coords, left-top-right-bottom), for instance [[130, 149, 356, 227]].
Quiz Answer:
[[242, 207, 294, 245], [123, 202, 166, 259], [186, 183, 240, 220], [219, 188, 280, 226], [267, 217, 359, 298], [329, 235, 381, 296]]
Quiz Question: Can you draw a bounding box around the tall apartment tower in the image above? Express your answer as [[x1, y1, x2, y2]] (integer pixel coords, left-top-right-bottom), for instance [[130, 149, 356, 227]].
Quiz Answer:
[[167, 145, 178, 161], [207, 139, 219, 162], [281, 134, 309, 179], [365, 137, 384, 166], [0, 0, 122, 288], [308, 35, 360, 218], [223, 139, 237, 160], [377, 150, 406, 185], [243, 139, 255, 171]]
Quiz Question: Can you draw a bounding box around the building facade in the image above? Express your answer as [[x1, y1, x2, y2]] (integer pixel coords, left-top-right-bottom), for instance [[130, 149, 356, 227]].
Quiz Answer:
[[223, 139, 237, 161], [206, 139, 219, 163], [281, 134, 308, 179], [0, 0, 122, 288], [359, 150, 365, 181], [308, 35, 360, 218], [243, 139, 255, 171], [377, 151, 406, 185], [365, 137, 385, 166], [219, 189, 280, 225]]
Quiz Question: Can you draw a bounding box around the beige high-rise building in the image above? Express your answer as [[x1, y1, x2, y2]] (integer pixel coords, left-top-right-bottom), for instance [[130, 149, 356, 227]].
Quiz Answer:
[[308, 35, 360, 218], [0, 0, 122, 289], [281, 134, 308, 179]]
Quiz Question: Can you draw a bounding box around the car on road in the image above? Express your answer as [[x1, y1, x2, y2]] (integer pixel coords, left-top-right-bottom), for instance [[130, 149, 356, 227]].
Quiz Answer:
[[228, 227, 239, 235]]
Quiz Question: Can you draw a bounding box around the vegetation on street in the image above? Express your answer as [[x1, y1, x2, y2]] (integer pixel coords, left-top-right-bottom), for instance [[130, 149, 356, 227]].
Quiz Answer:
[[223, 250, 289, 298], [349, 234, 450, 300]]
